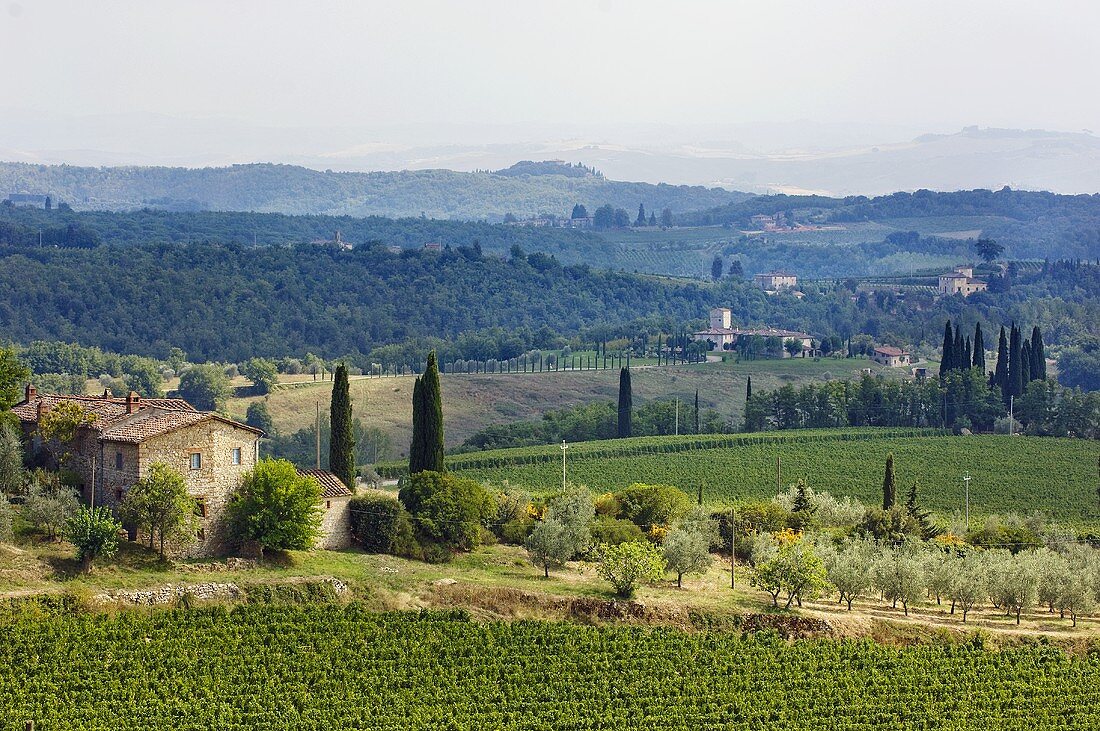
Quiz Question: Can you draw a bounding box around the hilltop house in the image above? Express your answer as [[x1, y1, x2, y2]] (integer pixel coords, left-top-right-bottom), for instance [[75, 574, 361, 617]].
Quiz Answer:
[[754, 270, 798, 292], [4, 193, 51, 208], [13, 385, 353, 555], [938, 265, 987, 297], [870, 346, 911, 368], [693, 308, 814, 357]]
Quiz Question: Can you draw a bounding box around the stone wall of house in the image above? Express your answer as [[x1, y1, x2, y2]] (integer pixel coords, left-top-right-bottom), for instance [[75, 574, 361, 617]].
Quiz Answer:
[[319, 495, 353, 550], [138, 421, 259, 557]]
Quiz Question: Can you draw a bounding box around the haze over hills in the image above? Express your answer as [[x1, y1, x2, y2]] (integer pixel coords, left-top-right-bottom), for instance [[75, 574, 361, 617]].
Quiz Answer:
[[3, 112, 1100, 198]]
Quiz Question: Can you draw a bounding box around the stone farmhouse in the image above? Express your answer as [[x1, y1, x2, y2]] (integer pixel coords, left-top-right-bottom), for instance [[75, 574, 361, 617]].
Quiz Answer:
[[870, 346, 911, 368], [13, 385, 353, 555], [938, 265, 987, 297], [693, 308, 815, 356]]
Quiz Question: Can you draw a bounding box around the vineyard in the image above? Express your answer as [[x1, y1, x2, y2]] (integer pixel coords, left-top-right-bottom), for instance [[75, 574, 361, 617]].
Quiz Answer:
[[400, 430, 1100, 523], [2, 605, 1099, 730]]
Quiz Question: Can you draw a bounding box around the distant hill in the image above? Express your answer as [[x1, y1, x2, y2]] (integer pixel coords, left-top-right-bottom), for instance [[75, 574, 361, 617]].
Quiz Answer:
[[0, 161, 745, 220]]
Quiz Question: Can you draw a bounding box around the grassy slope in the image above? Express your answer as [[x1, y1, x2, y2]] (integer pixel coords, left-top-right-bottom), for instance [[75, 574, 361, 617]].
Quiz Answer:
[[447, 431, 1100, 525], [228, 357, 891, 458]]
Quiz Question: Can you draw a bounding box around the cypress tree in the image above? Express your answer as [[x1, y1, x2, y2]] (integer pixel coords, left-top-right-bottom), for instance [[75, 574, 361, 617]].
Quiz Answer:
[[746, 376, 752, 400], [1031, 326, 1046, 380], [422, 351, 444, 472], [1021, 341, 1031, 385], [329, 363, 355, 489], [409, 351, 444, 474], [972, 322, 985, 373], [409, 377, 424, 474], [882, 453, 897, 510], [940, 321, 954, 377], [694, 389, 700, 434], [617, 367, 632, 438], [992, 325, 1008, 391], [962, 336, 972, 372], [953, 325, 964, 372], [1008, 324, 1023, 401]]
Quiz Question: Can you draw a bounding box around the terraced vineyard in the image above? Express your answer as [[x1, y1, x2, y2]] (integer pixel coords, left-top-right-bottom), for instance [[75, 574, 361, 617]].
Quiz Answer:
[[421, 430, 1100, 523], [3, 606, 1099, 730]]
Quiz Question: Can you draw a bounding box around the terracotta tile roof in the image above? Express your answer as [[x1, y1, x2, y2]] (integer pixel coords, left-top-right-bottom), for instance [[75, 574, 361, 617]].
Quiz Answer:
[[12, 389, 261, 443], [874, 346, 910, 357], [297, 468, 354, 498]]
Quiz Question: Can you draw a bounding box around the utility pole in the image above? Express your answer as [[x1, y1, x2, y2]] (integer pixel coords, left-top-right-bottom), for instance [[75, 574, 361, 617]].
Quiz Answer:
[[315, 402, 321, 470], [963, 472, 971, 532], [1008, 396, 1014, 436], [729, 505, 736, 589], [560, 440, 569, 491]]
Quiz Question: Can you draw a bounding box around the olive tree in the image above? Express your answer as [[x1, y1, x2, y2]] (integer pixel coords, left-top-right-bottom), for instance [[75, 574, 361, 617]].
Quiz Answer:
[[592, 541, 667, 598], [873, 544, 926, 616], [987, 549, 1038, 625], [946, 552, 987, 622], [662, 510, 714, 588], [0, 421, 25, 497], [752, 540, 828, 609], [822, 539, 875, 610], [526, 488, 595, 577], [23, 470, 80, 540]]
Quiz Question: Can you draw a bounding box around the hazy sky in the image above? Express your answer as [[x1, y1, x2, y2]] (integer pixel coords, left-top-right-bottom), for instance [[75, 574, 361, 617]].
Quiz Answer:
[[1, 0, 1097, 134]]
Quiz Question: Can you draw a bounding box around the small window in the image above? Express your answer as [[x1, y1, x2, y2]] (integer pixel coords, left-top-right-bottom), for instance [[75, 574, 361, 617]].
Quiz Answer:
[[189, 453, 202, 470], [231, 447, 242, 465], [115, 452, 123, 470], [196, 528, 205, 541], [326, 500, 331, 510], [195, 497, 206, 518]]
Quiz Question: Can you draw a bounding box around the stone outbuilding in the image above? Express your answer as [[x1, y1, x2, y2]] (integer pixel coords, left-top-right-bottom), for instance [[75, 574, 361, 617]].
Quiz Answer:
[[296, 468, 354, 550]]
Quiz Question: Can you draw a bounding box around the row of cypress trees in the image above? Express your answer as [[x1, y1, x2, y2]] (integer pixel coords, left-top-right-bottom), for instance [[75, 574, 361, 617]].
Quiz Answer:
[[940, 319, 1047, 405], [939, 321, 986, 375], [410, 351, 445, 474]]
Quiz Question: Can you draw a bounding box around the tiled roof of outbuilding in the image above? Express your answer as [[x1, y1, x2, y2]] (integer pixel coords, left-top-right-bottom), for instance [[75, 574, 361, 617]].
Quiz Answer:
[[297, 468, 354, 498]]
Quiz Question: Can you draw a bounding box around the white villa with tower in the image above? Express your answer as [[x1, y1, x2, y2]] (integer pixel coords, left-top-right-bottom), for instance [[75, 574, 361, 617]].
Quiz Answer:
[[693, 308, 815, 356]]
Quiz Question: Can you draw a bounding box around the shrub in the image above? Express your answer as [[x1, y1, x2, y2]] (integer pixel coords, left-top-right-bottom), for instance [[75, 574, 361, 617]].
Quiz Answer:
[[349, 494, 418, 556], [226, 458, 323, 557], [591, 541, 667, 598], [590, 517, 647, 545], [615, 483, 692, 530], [399, 471, 496, 555], [65, 506, 122, 573], [854, 507, 922, 543]]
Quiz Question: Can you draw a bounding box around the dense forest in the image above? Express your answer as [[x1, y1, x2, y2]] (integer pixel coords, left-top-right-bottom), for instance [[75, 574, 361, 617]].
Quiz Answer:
[[0, 237, 1096, 367], [0, 161, 743, 220]]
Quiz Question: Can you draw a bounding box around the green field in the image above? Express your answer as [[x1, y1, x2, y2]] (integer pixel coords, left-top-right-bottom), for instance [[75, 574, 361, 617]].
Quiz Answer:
[[431, 430, 1100, 524], [3, 605, 1099, 730]]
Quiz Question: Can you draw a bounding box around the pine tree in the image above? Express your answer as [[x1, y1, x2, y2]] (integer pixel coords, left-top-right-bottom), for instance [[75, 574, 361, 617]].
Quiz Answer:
[[882, 453, 897, 510], [972, 322, 985, 373], [1030, 326, 1046, 380], [940, 321, 954, 377], [328, 364, 355, 489], [992, 325, 1009, 391], [792, 479, 816, 515], [635, 203, 646, 227], [617, 367, 632, 438], [1008, 324, 1023, 401], [905, 481, 937, 539]]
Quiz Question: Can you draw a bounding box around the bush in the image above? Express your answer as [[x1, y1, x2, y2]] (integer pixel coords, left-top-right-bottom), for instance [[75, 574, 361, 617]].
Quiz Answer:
[[615, 483, 692, 530], [590, 517, 647, 545], [854, 506, 922, 543], [226, 458, 323, 556], [399, 471, 496, 554], [349, 494, 418, 557], [65, 506, 122, 573], [591, 541, 667, 598]]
